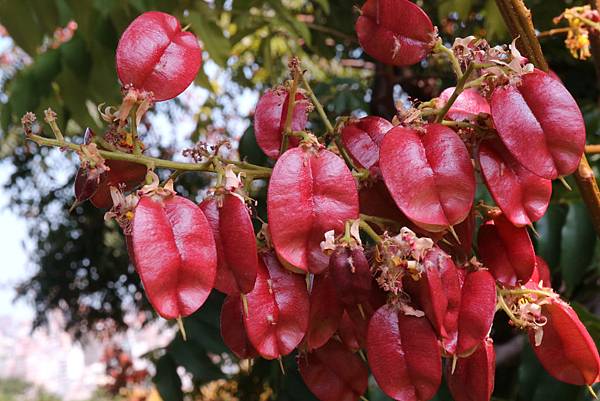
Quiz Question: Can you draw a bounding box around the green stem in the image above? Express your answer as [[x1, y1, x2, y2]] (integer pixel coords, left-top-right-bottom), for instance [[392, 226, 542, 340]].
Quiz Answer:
[[334, 136, 359, 172], [359, 213, 401, 228], [497, 287, 555, 298], [280, 71, 301, 155], [435, 63, 476, 123], [131, 105, 141, 156], [433, 39, 463, 79], [358, 220, 382, 244], [298, 70, 334, 134], [28, 134, 272, 178]]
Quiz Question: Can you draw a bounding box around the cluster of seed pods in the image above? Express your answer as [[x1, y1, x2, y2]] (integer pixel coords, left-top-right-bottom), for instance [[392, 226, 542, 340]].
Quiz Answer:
[[67, 5, 600, 401]]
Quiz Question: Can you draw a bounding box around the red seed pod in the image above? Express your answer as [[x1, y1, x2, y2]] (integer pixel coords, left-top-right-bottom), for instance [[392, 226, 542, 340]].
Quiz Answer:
[[254, 89, 310, 159], [478, 139, 552, 227], [298, 339, 369, 401], [220, 295, 258, 360], [530, 255, 552, 288], [403, 247, 461, 347], [380, 124, 476, 232], [199, 194, 258, 295], [490, 69, 585, 179], [338, 311, 363, 352], [529, 300, 600, 385], [438, 87, 490, 121], [367, 304, 442, 401], [355, 0, 434, 66], [116, 11, 202, 101], [340, 116, 393, 175], [243, 251, 309, 359], [268, 147, 359, 273], [130, 195, 217, 319], [304, 272, 344, 350], [74, 168, 100, 203], [477, 214, 535, 286], [455, 270, 497, 356], [90, 160, 148, 209], [329, 247, 372, 307], [359, 180, 407, 224], [446, 338, 496, 401]]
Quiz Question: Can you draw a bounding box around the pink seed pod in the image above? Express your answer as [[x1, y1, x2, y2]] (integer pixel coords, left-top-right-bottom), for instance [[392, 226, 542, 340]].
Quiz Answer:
[[116, 11, 202, 101], [446, 338, 496, 401], [355, 0, 434, 66], [380, 124, 475, 232], [243, 251, 309, 360], [490, 69, 585, 179]]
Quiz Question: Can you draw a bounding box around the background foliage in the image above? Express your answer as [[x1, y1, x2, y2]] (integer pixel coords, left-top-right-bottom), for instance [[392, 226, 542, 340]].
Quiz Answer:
[[0, 0, 599, 400]]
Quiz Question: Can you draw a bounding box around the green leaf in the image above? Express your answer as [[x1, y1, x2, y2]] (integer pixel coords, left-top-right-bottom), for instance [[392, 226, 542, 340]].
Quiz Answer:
[[266, 0, 312, 45], [438, 0, 473, 20], [188, 8, 231, 67], [535, 203, 568, 271], [0, 0, 45, 55], [168, 337, 224, 382], [313, 0, 330, 14], [483, 0, 508, 41], [560, 202, 597, 294], [239, 125, 269, 167], [153, 354, 183, 401]]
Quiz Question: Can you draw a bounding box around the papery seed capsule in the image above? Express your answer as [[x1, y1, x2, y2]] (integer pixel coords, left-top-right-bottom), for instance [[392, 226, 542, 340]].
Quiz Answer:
[[243, 251, 309, 359], [340, 116, 393, 175], [220, 295, 258, 360], [116, 11, 202, 101], [254, 89, 309, 159], [200, 194, 258, 295], [477, 214, 535, 286], [355, 0, 434, 66], [446, 338, 496, 401], [268, 147, 359, 273], [130, 195, 216, 319], [304, 272, 344, 350], [299, 339, 369, 401], [329, 247, 372, 308], [367, 304, 442, 401], [380, 124, 475, 232], [490, 69, 585, 179], [529, 300, 600, 385]]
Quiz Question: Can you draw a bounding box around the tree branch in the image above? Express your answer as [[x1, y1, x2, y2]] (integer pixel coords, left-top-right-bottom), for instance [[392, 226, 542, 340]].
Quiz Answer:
[[496, 0, 600, 237]]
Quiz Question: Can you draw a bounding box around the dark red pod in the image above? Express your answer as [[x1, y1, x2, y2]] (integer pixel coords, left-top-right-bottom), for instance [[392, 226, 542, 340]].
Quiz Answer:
[[304, 272, 344, 350], [74, 168, 100, 203], [130, 195, 217, 319], [199, 194, 258, 295], [338, 311, 363, 352], [529, 255, 552, 288], [355, 0, 434, 66], [116, 11, 202, 101], [90, 160, 148, 209], [254, 89, 309, 159], [438, 87, 490, 121], [367, 304, 442, 401], [446, 338, 496, 401], [478, 139, 552, 227], [299, 339, 369, 401], [529, 300, 600, 385], [268, 147, 359, 273], [380, 124, 476, 232], [477, 214, 535, 286], [490, 69, 585, 179], [455, 270, 497, 356], [403, 247, 461, 347], [340, 116, 393, 175], [359, 180, 407, 224], [439, 211, 475, 264], [220, 295, 258, 360], [329, 247, 372, 307], [243, 251, 309, 359]]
